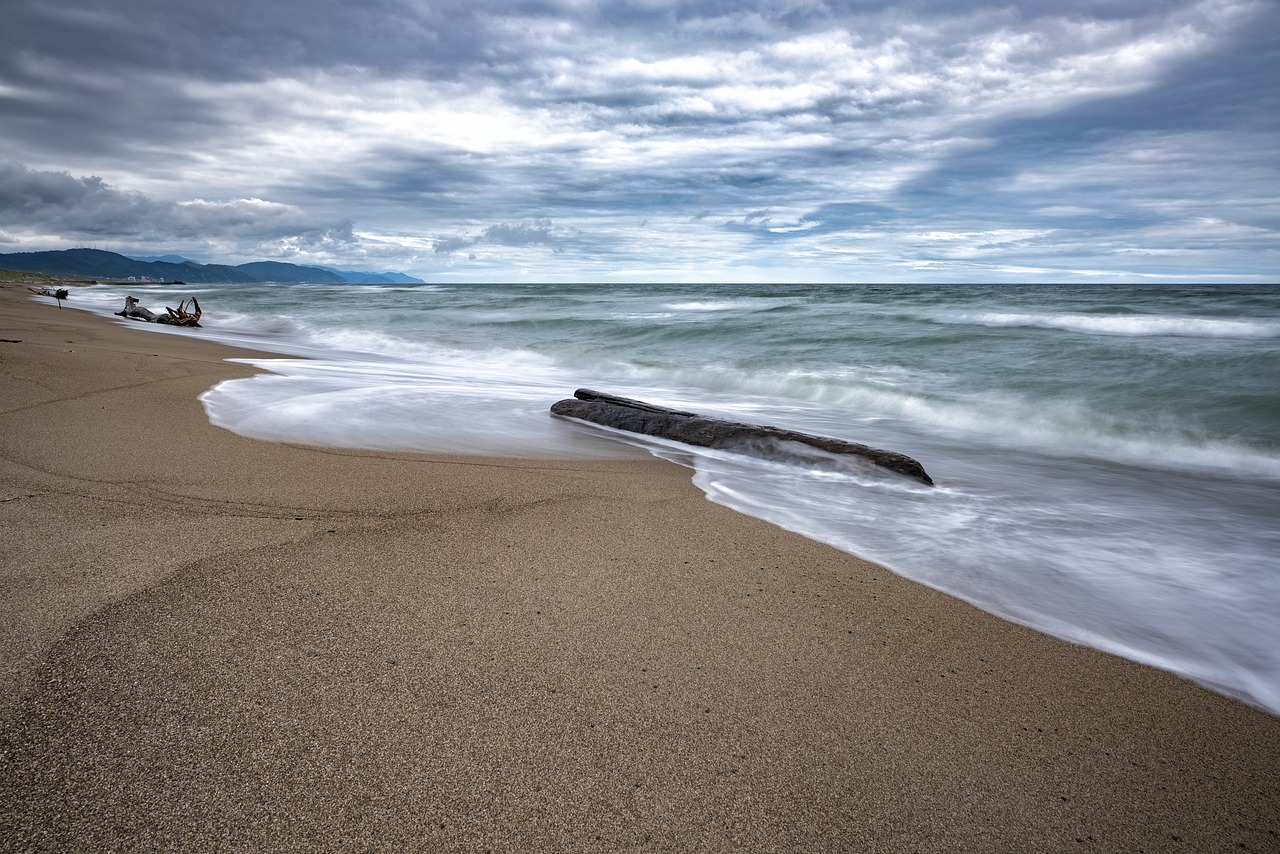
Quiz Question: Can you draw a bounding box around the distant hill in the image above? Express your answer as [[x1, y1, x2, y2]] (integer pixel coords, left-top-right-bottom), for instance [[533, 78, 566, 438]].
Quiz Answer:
[[234, 261, 348, 284], [0, 249, 254, 283], [0, 248, 424, 285], [316, 266, 423, 285], [129, 254, 202, 265]]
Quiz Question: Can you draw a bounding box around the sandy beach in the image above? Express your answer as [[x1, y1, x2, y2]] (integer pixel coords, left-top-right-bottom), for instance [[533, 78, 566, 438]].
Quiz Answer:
[[0, 283, 1276, 851]]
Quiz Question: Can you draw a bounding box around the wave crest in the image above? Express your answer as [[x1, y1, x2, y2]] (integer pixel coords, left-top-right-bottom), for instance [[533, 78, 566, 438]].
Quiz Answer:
[[949, 312, 1280, 338]]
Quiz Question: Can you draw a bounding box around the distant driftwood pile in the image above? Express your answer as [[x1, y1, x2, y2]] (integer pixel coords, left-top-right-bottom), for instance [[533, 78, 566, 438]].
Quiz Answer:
[[116, 295, 202, 327], [28, 286, 69, 308], [28, 286, 69, 300], [551, 388, 934, 485]]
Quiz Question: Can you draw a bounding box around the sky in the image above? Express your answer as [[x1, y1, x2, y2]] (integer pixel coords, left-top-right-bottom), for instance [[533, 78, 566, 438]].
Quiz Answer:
[[0, 0, 1277, 283]]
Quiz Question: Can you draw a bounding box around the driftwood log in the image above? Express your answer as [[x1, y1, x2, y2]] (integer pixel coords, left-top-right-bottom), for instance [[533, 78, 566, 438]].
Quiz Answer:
[[117, 295, 158, 322], [551, 388, 934, 486], [29, 286, 69, 308], [28, 286, 69, 300], [116, 295, 202, 327]]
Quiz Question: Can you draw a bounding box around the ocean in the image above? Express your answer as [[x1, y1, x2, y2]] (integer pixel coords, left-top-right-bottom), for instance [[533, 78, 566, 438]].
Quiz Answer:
[[65, 281, 1280, 715]]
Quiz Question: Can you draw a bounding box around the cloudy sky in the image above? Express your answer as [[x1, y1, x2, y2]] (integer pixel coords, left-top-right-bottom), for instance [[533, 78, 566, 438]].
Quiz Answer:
[[1, 0, 1276, 282]]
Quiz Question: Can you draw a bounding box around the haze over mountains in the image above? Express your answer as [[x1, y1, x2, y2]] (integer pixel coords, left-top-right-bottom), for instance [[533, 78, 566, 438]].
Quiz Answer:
[[0, 248, 424, 285]]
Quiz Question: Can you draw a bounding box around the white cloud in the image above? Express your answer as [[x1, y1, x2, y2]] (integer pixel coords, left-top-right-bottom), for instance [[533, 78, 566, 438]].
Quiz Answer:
[[0, 0, 1274, 281]]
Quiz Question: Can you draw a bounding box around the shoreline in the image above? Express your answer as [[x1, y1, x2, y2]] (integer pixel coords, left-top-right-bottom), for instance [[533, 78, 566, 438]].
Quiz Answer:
[[1, 282, 1277, 850]]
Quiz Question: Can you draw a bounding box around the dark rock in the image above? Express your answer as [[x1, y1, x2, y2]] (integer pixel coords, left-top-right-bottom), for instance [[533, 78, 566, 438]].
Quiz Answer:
[[550, 388, 933, 486]]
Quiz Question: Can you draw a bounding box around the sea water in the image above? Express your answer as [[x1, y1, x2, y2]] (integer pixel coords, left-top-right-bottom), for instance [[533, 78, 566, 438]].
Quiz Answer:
[[66, 282, 1280, 715]]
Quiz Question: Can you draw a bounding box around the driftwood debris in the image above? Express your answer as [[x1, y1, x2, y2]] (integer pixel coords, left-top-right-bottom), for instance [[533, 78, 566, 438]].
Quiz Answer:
[[551, 388, 934, 486], [117, 295, 158, 322], [28, 286, 69, 299], [159, 298, 202, 326], [28, 286, 69, 308], [116, 295, 202, 327]]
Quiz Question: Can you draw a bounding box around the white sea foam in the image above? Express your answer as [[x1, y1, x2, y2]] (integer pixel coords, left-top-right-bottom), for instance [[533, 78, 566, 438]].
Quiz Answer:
[[949, 311, 1280, 338], [201, 357, 642, 458], [664, 297, 797, 312], [673, 432, 1280, 715]]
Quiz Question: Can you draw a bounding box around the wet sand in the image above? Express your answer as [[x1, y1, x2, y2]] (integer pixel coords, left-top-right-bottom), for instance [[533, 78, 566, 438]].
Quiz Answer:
[[1, 283, 1276, 851]]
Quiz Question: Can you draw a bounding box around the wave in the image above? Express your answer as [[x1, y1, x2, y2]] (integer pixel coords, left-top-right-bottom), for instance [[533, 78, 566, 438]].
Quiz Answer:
[[199, 355, 639, 459], [942, 312, 1280, 339], [336, 284, 445, 292], [611, 363, 1280, 481], [664, 297, 799, 313], [71, 283, 1280, 481]]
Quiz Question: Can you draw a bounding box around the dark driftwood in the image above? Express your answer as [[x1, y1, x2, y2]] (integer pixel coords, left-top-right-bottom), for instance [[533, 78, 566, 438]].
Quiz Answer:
[[116, 295, 159, 322], [28, 286, 69, 308], [28, 286, 69, 300], [551, 388, 934, 486], [116, 295, 201, 327]]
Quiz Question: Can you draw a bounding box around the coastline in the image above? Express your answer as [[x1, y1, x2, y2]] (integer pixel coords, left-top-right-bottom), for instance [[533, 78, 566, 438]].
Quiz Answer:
[[1, 283, 1276, 850]]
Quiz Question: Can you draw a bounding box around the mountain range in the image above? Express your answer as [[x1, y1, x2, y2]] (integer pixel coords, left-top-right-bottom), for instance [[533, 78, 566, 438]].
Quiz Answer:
[[0, 248, 424, 285]]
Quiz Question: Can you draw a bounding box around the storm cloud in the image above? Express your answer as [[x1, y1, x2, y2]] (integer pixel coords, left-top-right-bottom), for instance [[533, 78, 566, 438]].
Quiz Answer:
[[1, 0, 1275, 281]]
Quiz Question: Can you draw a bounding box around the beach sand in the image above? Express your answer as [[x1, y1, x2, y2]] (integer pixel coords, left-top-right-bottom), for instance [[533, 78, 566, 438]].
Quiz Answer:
[[1, 283, 1276, 852]]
